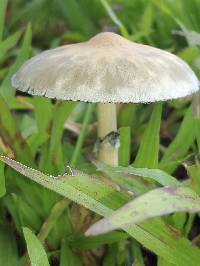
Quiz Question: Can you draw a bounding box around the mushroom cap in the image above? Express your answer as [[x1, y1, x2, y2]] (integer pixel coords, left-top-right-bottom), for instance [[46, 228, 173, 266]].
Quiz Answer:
[[12, 32, 199, 103]]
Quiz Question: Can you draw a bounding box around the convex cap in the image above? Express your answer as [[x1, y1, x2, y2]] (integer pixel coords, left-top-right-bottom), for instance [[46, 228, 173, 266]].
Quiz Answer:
[[12, 32, 199, 103]]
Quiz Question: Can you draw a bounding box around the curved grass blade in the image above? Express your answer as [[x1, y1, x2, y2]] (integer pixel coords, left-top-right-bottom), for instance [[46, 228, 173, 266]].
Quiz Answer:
[[86, 186, 200, 236], [95, 161, 179, 187], [23, 227, 50, 266]]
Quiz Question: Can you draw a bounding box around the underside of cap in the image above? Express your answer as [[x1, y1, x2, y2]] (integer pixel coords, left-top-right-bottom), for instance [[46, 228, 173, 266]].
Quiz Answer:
[[12, 32, 199, 103]]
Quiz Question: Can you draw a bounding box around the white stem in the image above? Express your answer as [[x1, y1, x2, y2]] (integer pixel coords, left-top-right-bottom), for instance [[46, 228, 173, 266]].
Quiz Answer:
[[97, 103, 118, 166]]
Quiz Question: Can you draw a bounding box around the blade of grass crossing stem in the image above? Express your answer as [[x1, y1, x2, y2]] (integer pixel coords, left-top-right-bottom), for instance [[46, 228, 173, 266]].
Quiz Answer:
[[133, 103, 162, 168], [119, 127, 131, 166], [100, 0, 129, 37], [60, 239, 82, 266], [0, 0, 7, 42], [2, 157, 200, 266], [23, 227, 50, 266], [71, 103, 94, 167], [0, 24, 32, 104]]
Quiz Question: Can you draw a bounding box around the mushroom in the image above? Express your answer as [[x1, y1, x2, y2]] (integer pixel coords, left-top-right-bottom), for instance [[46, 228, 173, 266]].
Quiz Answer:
[[12, 32, 199, 166]]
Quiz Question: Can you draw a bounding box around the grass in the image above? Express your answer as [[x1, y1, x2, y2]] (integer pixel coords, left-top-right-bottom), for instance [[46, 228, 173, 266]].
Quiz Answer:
[[0, 0, 200, 265]]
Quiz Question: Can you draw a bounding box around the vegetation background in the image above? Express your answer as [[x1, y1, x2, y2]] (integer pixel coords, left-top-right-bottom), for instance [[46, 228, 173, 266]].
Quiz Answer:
[[0, 0, 200, 265]]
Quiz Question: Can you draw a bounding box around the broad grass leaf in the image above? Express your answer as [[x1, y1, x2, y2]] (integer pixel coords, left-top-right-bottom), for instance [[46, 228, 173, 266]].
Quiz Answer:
[[159, 106, 195, 173], [0, 225, 20, 266], [23, 227, 50, 266], [2, 156, 200, 266], [134, 103, 162, 168], [86, 186, 200, 235], [0, 24, 32, 104], [0, 0, 7, 42]]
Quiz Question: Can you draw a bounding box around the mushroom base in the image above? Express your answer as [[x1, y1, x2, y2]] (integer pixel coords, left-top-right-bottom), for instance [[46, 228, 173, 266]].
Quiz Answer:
[[97, 103, 118, 166]]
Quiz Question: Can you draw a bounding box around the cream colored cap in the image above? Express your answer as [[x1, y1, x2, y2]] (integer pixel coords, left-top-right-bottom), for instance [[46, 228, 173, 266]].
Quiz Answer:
[[12, 32, 199, 103]]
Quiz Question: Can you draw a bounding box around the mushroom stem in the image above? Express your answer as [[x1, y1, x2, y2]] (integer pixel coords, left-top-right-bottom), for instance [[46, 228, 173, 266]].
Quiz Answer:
[[97, 103, 118, 166]]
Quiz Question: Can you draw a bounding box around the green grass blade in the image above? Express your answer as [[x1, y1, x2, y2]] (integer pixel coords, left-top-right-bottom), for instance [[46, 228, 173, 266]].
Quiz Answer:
[[60, 240, 82, 266], [71, 103, 94, 167], [119, 127, 131, 166], [131, 240, 145, 266], [40, 101, 76, 174], [57, 0, 97, 36], [0, 24, 32, 104], [134, 103, 162, 168], [0, 30, 22, 60], [0, 225, 20, 266], [37, 199, 69, 243], [0, 0, 7, 42], [33, 96, 53, 134], [49, 102, 76, 159], [0, 159, 6, 197], [0, 96, 34, 164], [103, 244, 118, 266], [159, 106, 195, 173], [100, 0, 129, 37], [23, 227, 50, 266]]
